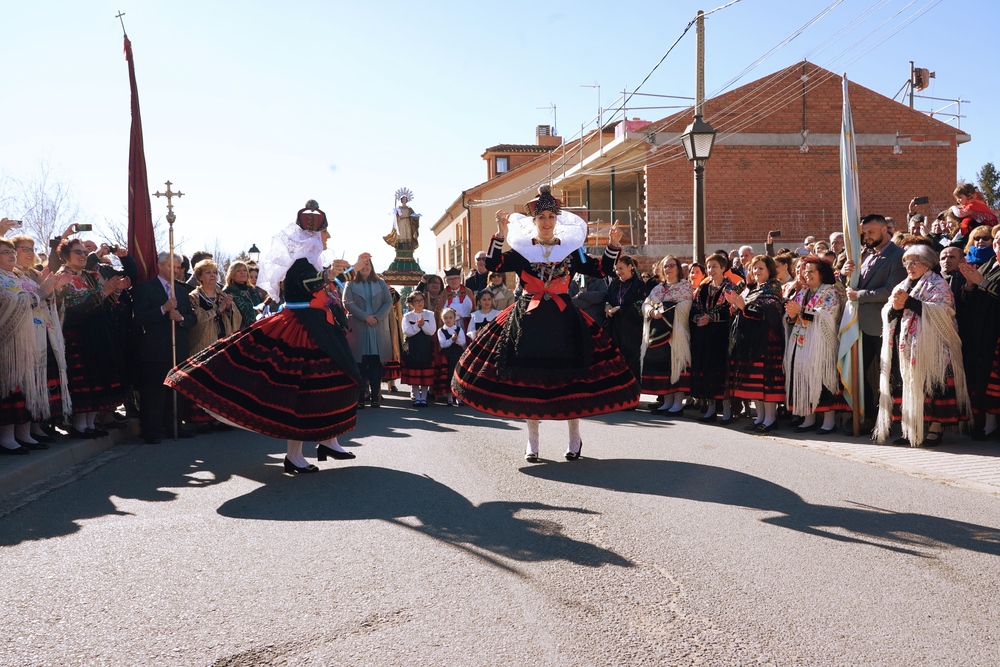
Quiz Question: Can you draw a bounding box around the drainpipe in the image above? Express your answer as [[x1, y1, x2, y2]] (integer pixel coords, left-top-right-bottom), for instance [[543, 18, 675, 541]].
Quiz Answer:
[[462, 190, 472, 271]]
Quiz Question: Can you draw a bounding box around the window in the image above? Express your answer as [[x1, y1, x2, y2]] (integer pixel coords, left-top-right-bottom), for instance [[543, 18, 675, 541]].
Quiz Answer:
[[496, 157, 509, 174]]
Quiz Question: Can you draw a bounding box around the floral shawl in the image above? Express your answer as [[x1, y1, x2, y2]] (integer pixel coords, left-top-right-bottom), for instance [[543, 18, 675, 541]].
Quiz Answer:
[[875, 270, 971, 444], [783, 283, 841, 416], [641, 280, 692, 383]]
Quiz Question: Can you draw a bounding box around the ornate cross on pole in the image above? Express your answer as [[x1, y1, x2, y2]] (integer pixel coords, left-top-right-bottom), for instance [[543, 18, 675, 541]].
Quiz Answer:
[[153, 180, 184, 441], [115, 11, 127, 36], [154, 180, 184, 224]]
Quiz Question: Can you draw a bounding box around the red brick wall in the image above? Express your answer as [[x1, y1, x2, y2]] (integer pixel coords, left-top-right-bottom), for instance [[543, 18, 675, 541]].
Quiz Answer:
[[645, 63, 962, 259]]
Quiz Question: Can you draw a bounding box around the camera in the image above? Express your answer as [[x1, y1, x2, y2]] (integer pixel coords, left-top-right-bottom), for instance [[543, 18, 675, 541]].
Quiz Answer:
[[769, 230, 782, 238], [76, 223, 93, 232], [8, 220, 23, 228], [913, 196, 929, 205], [108, 244, 120, 254]]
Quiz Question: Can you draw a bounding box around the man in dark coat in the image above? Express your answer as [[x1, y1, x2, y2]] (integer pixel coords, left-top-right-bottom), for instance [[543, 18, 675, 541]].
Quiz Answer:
[[133, 252, 197, 443], [465, 251, 489, 292], [841, 214, 907, 432]]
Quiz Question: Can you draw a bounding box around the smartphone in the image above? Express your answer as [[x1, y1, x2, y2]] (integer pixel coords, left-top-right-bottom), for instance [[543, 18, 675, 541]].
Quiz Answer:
[[9, 220, 23, 228], [913, 196, 929, 205], [76, 223, 93, 232], [769, 230, 781, 238]]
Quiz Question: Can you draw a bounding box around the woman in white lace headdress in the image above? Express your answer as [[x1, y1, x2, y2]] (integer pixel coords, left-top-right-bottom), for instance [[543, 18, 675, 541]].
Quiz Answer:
[[167, 200, 371, 473]]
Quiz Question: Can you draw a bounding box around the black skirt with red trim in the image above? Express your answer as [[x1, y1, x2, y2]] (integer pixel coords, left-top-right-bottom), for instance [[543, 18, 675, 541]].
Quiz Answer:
[[728, 327, 786, 403], [981, 337, 1000, 414], [1, 344, 65, 425], [165, 309, 359, 441], [382, 359, 403, 381], [640, 338, 690, 395], [452, 296, 640, 420], [63, 324, 123, 414], [890, 369, 968, 424]]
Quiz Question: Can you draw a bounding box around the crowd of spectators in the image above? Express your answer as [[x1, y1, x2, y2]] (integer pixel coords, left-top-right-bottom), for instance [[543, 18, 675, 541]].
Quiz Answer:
[[2, 181, 997, 452]]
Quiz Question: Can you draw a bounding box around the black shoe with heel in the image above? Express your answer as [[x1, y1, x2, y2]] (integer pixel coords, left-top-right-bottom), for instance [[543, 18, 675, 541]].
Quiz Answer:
[[565, 441, 583, 461], [283, 457, 319, 474], [316, 443, 356, 461]]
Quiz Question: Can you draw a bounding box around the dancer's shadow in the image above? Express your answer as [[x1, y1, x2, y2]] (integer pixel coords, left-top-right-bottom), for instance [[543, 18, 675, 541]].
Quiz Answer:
[[218, 466, 632, 573], [360, 404, 521, 439], [522, 459, 1000, 557]]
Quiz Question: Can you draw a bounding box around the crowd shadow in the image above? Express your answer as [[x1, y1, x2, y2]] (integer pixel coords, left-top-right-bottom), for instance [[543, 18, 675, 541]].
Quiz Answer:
[[217, 466, 631, 573], [522, 459, 1000, 558]]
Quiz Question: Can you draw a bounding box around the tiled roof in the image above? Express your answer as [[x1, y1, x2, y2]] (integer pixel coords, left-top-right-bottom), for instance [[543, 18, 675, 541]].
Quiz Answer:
[[483, 144, 558, 153]]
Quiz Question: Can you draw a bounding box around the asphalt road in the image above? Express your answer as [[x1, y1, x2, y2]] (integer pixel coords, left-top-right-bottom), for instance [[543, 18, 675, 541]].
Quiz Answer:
[[1, 397, 999, 666]]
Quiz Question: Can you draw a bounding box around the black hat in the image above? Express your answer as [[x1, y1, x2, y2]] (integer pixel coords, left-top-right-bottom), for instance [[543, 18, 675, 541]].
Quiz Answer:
[[444, 267, 462, 277], [525, 184, 561, 216]]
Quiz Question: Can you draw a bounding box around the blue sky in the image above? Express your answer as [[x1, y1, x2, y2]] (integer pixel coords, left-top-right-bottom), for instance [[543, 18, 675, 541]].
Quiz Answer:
[[0, 0, 991, 271]]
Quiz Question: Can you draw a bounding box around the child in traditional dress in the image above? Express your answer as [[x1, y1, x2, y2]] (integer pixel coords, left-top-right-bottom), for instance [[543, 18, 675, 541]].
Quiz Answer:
[[436, 307, 467, 406], [467, 289, 501, 340], [401, 291, 436, 406]]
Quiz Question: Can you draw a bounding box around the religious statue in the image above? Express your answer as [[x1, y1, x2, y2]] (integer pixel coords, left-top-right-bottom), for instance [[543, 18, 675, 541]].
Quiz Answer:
[[380, 187, 424, 285], [383, 187, 422, 251]]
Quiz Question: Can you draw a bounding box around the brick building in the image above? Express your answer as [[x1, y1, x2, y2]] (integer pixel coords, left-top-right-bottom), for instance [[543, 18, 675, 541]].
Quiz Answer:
[[639, 61, 968, 259], [433, 62, 969, 272]]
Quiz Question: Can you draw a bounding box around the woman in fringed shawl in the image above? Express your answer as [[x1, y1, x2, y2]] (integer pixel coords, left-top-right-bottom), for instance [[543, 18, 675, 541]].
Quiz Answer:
[[641, 255, 692, 415], [725, 254, 786, 433], [689, 253, 736, 423], [875, 244, 971, 447], [783, 256, 849, 435], [0, 238, 72, 454]]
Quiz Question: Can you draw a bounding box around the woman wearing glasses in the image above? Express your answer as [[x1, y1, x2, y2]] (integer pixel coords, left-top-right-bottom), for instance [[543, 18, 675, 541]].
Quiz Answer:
[[55, 238, 127, 438]]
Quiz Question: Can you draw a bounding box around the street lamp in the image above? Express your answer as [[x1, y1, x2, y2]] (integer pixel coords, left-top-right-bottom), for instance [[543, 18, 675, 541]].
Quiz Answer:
[[248, 243, 260, 264], [679, 114, 717, 263]]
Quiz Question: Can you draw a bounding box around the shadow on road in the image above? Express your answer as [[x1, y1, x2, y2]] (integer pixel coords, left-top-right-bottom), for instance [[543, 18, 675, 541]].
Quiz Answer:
[[522, 459, 1000, 557], [217, 466, 632, 573]]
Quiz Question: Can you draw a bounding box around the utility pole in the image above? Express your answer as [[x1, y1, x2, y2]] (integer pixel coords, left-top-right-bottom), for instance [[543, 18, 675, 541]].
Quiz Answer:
[[909, 61, 915, 109], [693, 10, 707, 263]]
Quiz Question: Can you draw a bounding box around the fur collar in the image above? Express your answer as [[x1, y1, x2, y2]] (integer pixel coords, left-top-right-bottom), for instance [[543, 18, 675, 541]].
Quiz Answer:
[[506, 212, 587, 264]]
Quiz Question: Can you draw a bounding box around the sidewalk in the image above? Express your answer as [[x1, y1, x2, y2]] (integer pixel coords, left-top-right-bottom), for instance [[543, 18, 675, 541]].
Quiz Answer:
[[773, 430, 1000, 497], [0, 422, 139, 498]]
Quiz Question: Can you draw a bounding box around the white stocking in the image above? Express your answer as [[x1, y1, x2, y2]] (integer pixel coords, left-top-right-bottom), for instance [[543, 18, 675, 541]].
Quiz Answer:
[[763, 402, 777, 427], [703, 400, 717, 418], [567, 419, 581, 453], [85, 411, 98, 429], [286, 440, 309, 468], [0, 424, 18, 449], [822, 411, 837, 430], [322, 436, 347, 453], [800, 412, 816, 428], [721, 399, 732, 421], [31, 422, 47, 438], [753, 402, 764, 425], [72, 413, 87, 432], [671, 393, 685, 410], [526, 419, 540, 455], [15, 423, 37, 445], [985, 413, 997, 435]]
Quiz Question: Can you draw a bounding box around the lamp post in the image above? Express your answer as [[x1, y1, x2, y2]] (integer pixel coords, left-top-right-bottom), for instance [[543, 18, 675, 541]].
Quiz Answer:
[[680, 114, 717, 263], [248, 243, 260, 264], [679, 9, 717, 264]]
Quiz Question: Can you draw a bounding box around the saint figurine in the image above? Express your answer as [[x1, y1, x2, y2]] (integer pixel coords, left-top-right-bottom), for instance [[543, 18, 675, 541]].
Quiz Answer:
[[384, 187, 421, 251]]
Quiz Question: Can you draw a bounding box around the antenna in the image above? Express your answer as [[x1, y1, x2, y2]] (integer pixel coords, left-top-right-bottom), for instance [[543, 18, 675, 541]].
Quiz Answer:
[[536, 102, 557, 136]]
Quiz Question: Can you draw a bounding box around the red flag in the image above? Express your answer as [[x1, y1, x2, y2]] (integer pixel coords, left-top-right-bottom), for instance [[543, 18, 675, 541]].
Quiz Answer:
[[124, 36, 157, 283]]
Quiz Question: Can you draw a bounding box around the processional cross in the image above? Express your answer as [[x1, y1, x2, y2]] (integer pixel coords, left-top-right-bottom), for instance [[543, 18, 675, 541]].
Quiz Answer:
[[154, 180, 184, 224]]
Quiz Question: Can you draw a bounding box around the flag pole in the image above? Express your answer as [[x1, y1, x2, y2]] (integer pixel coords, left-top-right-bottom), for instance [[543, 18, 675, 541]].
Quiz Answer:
[[851, 341, 860, 437]]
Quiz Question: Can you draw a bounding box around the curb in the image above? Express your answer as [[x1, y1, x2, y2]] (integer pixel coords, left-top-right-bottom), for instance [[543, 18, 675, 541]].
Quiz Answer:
[[0, 421, 139, 498]]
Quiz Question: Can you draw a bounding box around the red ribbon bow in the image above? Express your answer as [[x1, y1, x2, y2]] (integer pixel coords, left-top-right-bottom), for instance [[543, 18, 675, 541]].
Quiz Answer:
[[521, 274, 571, 312]]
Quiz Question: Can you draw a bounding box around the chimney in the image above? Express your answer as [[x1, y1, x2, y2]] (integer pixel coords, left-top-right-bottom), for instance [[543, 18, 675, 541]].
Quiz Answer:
[[536, 124, 561, 148]]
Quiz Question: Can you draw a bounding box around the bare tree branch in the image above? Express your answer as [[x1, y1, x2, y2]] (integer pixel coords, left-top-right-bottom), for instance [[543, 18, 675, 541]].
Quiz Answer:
[[14, 161, 85, 245]]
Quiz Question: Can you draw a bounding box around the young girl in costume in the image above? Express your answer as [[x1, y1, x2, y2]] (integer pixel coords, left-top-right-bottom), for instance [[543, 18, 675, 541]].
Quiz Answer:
[[166, 201, 369, 474], [401, 291, 436, 406], [466, 289, 501, 340], [453, 185, 640, 461], [436, 307, 467, 406]]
